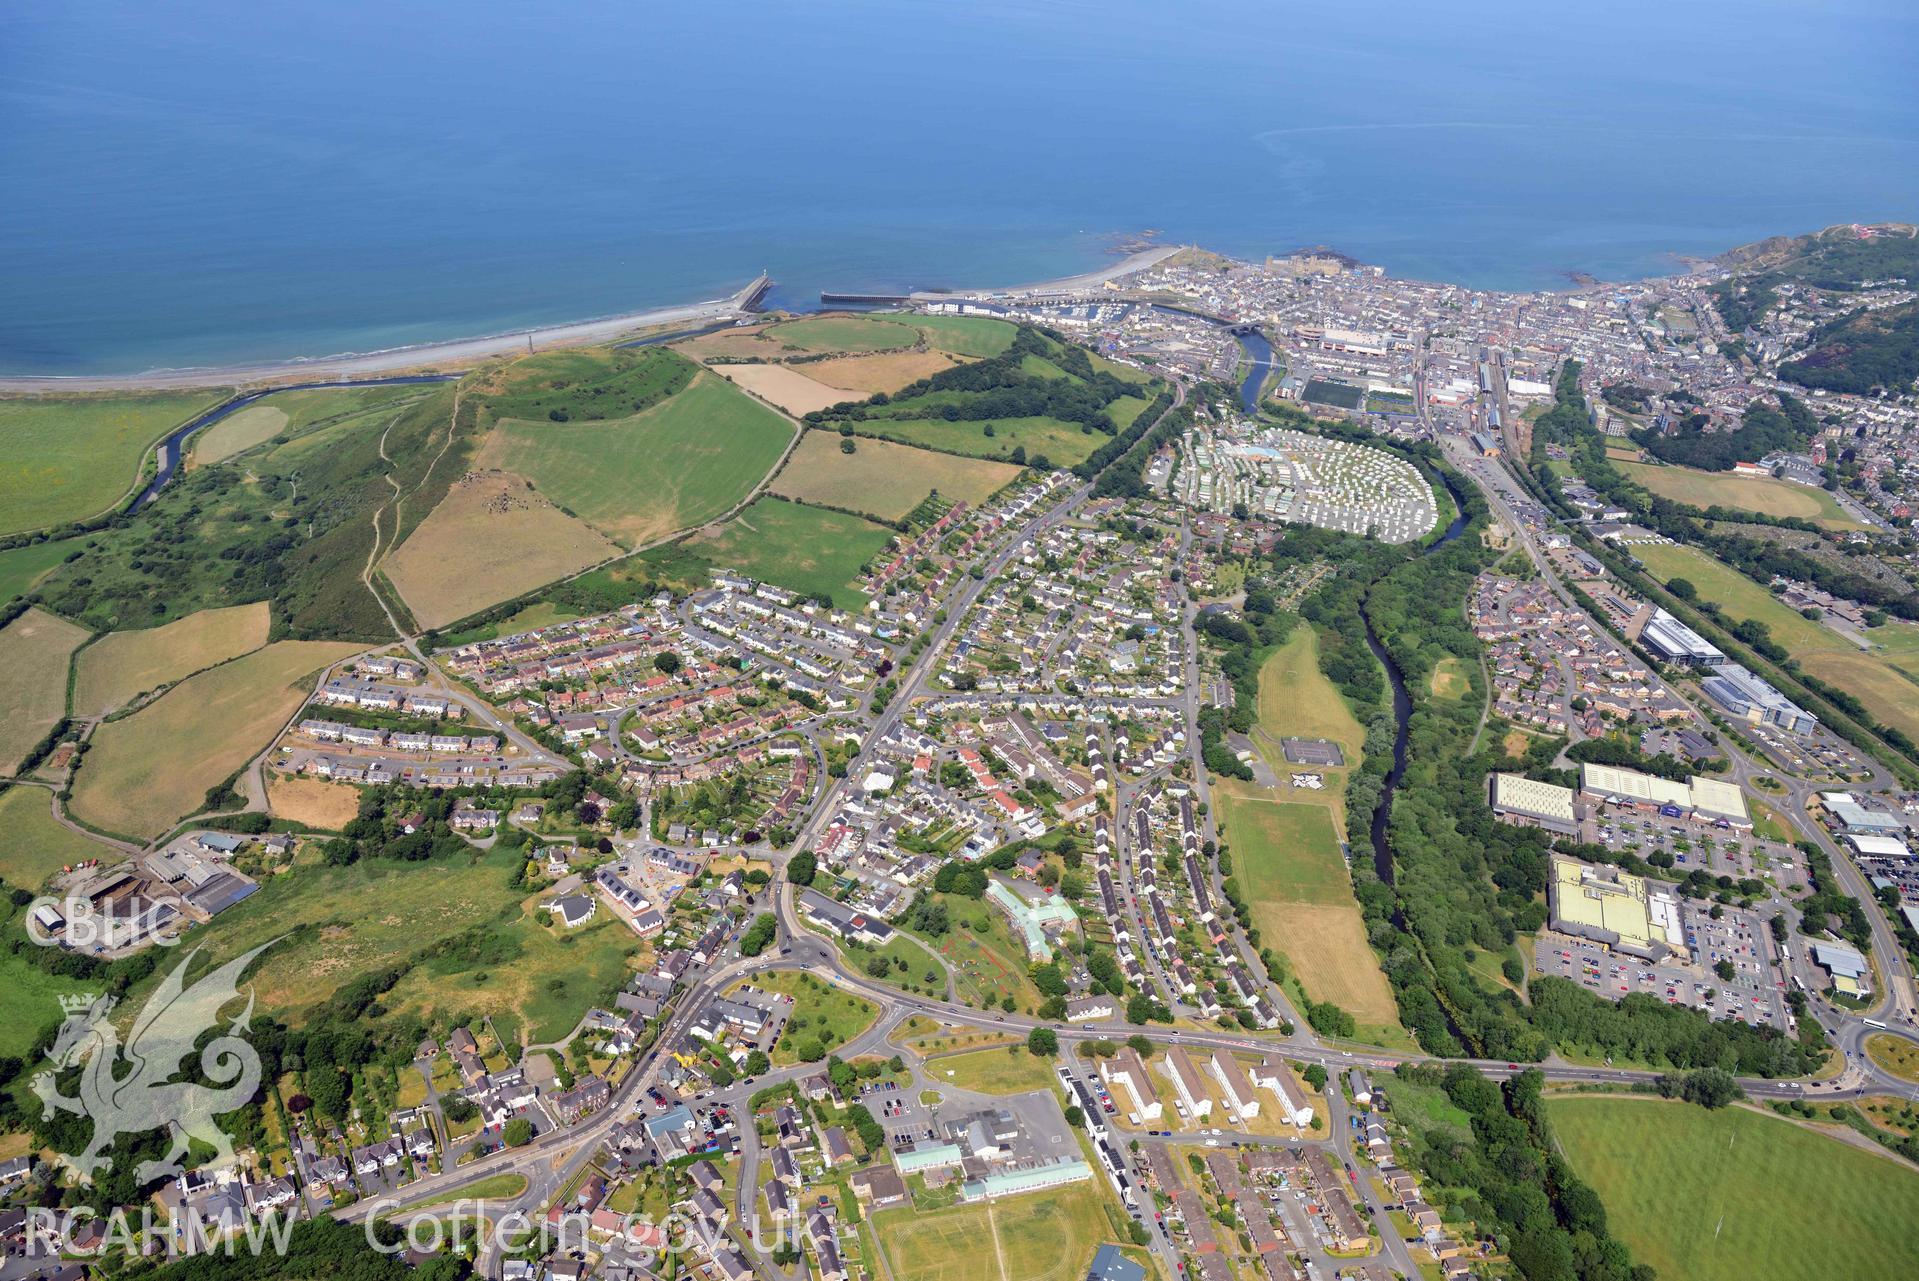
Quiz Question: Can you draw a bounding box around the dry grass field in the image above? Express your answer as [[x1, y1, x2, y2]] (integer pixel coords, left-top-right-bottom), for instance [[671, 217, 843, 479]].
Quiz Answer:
[[0, 607, 90, 774], [709, 363, 850, 415], [672, 324, 782, 361], [1633, 541, 1919, 741], [805, 349, 969, 394], [72, 601, 272, 716], [763, 315, 920, 353], [69, 639, 358, 840], [1217, 777, 1404, 1042], [1619, 460, 1866, 530], [188, 404, 288, 468], [264, 772, 364, 830], [770, 433, 1022, 522], [383, 469, 618, 629], [0, 784, 118, 889]]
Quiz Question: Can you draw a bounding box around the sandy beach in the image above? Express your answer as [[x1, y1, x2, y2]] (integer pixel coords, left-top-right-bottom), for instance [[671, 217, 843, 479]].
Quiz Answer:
[[909, 245, 1180, 300], [0, 285, 760, 393], [0, 248, 1178, 393]]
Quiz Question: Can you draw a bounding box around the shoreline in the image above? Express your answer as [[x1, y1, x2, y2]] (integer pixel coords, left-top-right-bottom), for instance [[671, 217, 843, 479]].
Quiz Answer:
[[908, 245, 1181, 299], [0, 248, 1184, 393], [0, 238, 1688, 392], [0, 287, 757, 393]]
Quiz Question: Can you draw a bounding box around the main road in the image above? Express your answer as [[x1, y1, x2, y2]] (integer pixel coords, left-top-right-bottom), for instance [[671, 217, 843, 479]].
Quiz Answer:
[[344, 380, 1919, 1247]]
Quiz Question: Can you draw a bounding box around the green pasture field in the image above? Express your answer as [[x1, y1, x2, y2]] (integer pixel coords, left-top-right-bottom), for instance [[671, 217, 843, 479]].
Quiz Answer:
[[765, 315, 921, 354], [637, 497, 892, 610], [0, 389, 229, 536], [883, 314, 1019, 358], [1550, 1096, 1919, 1281], [0, 537, 81, 604], [0, 784, 117, 891], [0, 606, 90, 776], [483, 371, 793, 547], [854, 414, 1101, 466]]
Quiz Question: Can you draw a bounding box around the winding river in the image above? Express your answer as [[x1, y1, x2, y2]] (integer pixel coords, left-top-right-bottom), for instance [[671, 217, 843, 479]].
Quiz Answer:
[[134, 374, 459, 510], [1233, 329, 1467, 885]]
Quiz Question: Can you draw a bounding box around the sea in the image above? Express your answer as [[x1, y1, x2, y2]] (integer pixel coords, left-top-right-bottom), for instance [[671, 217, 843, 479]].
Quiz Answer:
[[3, 0, 1916, 374]]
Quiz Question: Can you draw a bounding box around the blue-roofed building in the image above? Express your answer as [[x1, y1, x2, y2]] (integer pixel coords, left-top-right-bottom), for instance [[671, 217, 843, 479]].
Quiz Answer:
[[1086, 1245, 1146, 1281]]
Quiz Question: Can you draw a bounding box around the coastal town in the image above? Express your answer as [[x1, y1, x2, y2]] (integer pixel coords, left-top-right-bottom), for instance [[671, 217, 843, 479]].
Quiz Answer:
[[4, 222, 1919, 1281]]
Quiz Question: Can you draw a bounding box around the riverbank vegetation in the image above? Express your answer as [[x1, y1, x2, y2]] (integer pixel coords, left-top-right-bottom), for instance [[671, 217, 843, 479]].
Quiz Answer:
[[0, 389, 230, 537], [33, 383, 475, 640], [1201, 424, 1828, 1073], [1394, 1065, 1651, 1281]]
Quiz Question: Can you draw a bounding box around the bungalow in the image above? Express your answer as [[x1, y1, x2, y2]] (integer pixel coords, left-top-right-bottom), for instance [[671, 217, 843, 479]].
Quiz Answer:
[[849, 1164, 907, 1208], [798, 887, 895, 946], [546, 894, 597, 929]]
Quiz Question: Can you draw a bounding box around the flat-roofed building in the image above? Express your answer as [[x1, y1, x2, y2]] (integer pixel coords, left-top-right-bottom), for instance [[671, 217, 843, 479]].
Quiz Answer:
[[1639, 608, 1725, 667], [1702, 662, 1818, 735], [1579, 763, 1749, 828], [1548, 856, 1687, 963], [1686, 776, 1751, 828], [1846, 833, 1911, 859], [1489, 773, 1578, 836], [1819, 792, 1908, 835], [1811, 941, 1871, 997]]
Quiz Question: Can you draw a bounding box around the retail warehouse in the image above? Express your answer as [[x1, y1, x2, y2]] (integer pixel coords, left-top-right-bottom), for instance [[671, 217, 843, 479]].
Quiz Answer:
[[1547, 855, 1687, 963], [1579, 762, 1750, 828]]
